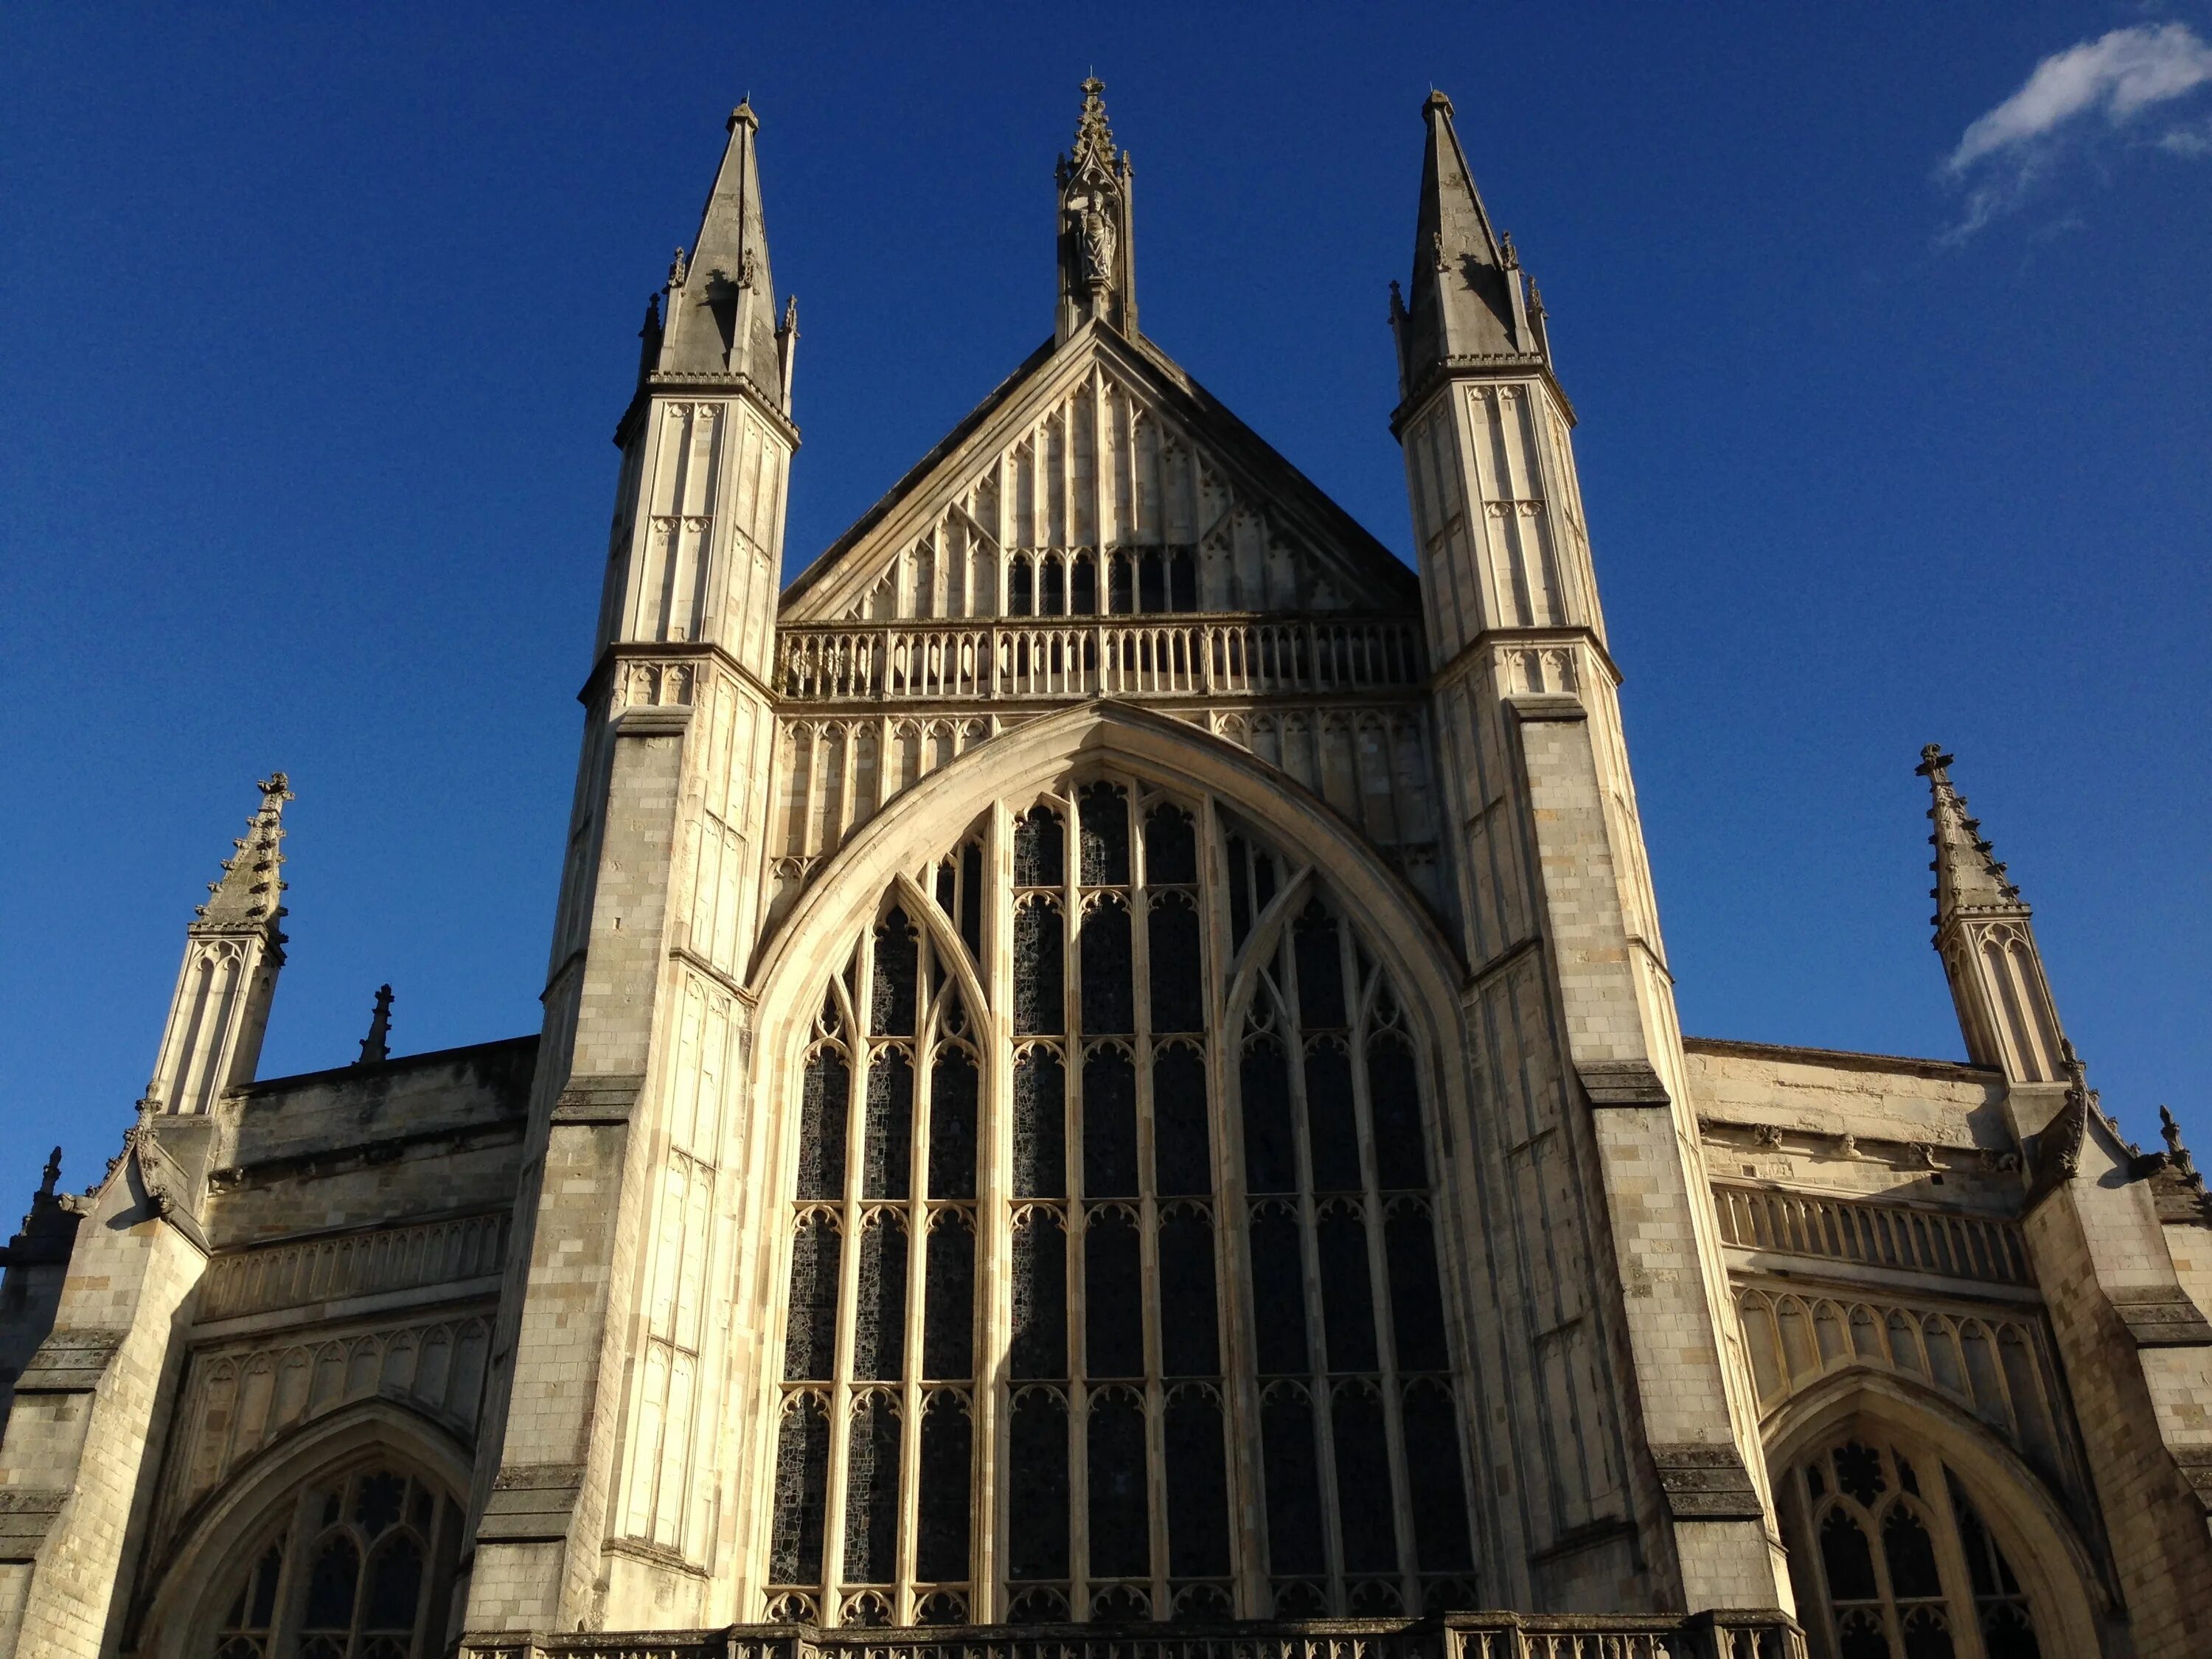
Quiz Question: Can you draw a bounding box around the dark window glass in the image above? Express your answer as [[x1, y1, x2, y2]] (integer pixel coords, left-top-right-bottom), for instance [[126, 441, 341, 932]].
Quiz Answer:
[[1013, 1048, 1066, 1198], [1138, 550, 1166, 613], [1087, 1388, 1150, 1577], [1332, 1384, 1397, 1573], [1402, 1380, 1474, 1571], [797, 1049, 849, 1202], [844, 1393, 900, 1582], [1014, 807, 1063, 888], [1079, 783, 1130, 886], [1169, 548, 1197, 611], [1294, 903, 1346, 1029], [1251, 1205, 1310, 1375], [361, 1534, 422, 1634], [1011, 1211, 1068, 1379], [1318, 1204, 1380, 1372], [928, 1050, 977, 1200], [1009, 557, 1034, 617], [785, 1217, 841, 1380], [1304, 1043, 1360, 1192], [1820, 1508, 1879, 1601], [302, 1534, 359, 1632], [1108, 553, 1133, 613], [917, 1392, 972, 1582], [1149, 894, 1203, 1033], [1153, 1045, 1211, 1194], [1144, 804, 1197, 884], [1164, 1388, 1231, 1576], [1080, 899, 1134, 1034], [924, 1214, 975, 1380], [1368, 1037, 1427, 1189], [1226, 835, 1253, 946], [1014, 900, 1064, 1036], [852, 1212, 906, 1381], [1261, 1386, 1325, 1574], [1082, 1047, 1139, 1197], [1008, 1390, 1070, 1579], [1040, 557, 1066, 616], [863, 1051, 911, 1200], [1072, 557, 1098, 615], [959, 842, 984, 958], [1885, 1507, 1944, 1599], [1085, 1208, 1144, 1378], [872, 911, 918, 1037], [1386, 1203, 1450, 1372], [1158, 1206, 1220, 1375], [771, 1397, 830, 1582], [1834, 1441, 1884, 1506], [1240, 1041, 1296, 1194]]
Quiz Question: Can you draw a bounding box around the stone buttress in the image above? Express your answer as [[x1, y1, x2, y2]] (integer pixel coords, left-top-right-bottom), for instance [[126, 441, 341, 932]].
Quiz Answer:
[[459, 102, 795, 1635], [1389, 93, 1789, 1613]]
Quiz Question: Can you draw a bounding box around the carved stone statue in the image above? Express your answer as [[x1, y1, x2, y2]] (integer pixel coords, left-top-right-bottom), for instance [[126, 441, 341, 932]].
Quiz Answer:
[[1078, 198, 1116, 288]]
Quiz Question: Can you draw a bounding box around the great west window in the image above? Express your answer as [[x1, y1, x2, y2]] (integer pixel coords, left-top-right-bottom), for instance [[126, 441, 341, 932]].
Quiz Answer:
[[765, 777, 1478, 1625]]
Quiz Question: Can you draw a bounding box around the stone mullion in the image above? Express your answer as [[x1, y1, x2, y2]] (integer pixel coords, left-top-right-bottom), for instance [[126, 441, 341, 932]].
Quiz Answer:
[[1345, 951, 1419, 1612], [975, 801, 1013, 1620], [1920, 1464, 1994, 1659], [1063, 796, 1091, 1616], [895, 993, 935, 1621], [1199, 797, 1269, 1618], [1125, 785, 1169, 1615], [1278, 931, 1346, 1613], [821, 929, 876, 1624]]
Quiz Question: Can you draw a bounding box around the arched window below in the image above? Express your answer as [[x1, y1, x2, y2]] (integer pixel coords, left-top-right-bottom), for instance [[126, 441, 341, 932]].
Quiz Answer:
[[204, 1461, 462, 1659], [1779, 1430, 2047, 1659]]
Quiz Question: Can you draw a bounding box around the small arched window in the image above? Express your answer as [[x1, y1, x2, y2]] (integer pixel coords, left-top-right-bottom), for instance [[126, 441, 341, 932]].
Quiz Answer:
[[1782, 1432, 2044, 1659], [204, 1462, 461, 1659]]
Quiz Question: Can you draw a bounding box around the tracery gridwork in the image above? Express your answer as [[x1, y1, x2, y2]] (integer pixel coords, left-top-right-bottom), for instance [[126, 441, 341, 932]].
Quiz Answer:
[[205, 1464, 462, 1659], [1780, 1435, 2041, 1659], [765, 779, 1478, 1625]]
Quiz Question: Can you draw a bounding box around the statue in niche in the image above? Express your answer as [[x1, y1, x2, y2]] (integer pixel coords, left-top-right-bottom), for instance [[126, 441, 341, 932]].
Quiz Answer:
[[1076, 195, 1117, 288]]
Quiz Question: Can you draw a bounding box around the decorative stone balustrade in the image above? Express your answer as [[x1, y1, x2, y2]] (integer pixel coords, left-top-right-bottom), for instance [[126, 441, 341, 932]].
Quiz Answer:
[[198, 1210, 509, 1321], [1714, 1182, 2029, 1287], [778, 615, 1426, 703], [459, 1613, 1804, 1659]]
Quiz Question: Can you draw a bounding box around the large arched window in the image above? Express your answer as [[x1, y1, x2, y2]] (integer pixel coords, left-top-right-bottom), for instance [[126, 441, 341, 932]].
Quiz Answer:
[[765, 776, 1478, 1626], [203, 1461, 462, 1659], [1781, 1432, 2042, 1659]]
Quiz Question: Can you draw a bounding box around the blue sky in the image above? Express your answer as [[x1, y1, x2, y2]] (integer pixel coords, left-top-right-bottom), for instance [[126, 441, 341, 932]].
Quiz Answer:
[[3, 4, 2208, 1200]]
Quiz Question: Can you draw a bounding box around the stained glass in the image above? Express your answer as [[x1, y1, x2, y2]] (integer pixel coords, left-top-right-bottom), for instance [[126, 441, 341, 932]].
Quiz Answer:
[[1086, 1388, 1150, 1576]]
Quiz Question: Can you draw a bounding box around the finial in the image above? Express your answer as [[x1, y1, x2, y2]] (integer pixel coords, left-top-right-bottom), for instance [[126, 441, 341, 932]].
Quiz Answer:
[[356, 984, 394, 1066], [728, 98, 758, 133], [780, 293, 799, 333], [38, 1147, 60, 1199], [1425, 89, 1455, 119], [1065, 75, 1119, 179]]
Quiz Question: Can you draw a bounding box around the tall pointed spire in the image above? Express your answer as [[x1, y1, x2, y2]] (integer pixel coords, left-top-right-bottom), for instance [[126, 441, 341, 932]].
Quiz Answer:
[[1915, 745, 2067, 1081], [656, 99, 792, 410], [1917, 743, 2025, 922], [1055, 77, 1137, 344], [1397, 91, 1541, 403], [147, 773, 293, 1114]]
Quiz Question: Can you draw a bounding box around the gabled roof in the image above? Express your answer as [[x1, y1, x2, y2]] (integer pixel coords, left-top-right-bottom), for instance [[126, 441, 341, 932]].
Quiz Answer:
[[779, 320, 1417, 622]]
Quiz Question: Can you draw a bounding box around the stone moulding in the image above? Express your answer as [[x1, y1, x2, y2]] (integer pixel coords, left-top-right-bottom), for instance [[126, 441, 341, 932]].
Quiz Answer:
[[477, 1461, 588, 1543], [1649, 1443, 1767, 1521], [2107, 1286, 2212, 1349], [1577, 1060, 1671, 1110], [456, 1613, 1806, 1659], [13, 1326, 125, 1394]]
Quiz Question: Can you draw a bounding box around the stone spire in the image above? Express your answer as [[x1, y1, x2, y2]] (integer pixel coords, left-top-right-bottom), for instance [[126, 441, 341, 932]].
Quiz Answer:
[[1055, 77, 1137, 344], [1918, 743, 2025, 922], [195, 772, 292, 930], [355, 984, 393, 1066], [1915, 745, 2067, 1082], [1394, 91, 1541, 404], [655, 99, 795, 411], [147, 774, 293, 1114]]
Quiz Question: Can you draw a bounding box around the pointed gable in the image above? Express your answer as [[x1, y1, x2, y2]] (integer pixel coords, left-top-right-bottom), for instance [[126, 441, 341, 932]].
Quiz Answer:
[[780, 324, 1416, 624]]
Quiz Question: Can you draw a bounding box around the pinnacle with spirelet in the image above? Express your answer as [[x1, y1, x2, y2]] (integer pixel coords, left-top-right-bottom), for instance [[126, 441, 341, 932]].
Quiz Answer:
[[1916, 745, 2025, 928], [195, 773, 293, 929]]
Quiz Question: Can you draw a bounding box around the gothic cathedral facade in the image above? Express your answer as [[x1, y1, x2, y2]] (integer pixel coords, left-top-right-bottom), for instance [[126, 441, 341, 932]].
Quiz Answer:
[[4, 82, 2210, 1659]]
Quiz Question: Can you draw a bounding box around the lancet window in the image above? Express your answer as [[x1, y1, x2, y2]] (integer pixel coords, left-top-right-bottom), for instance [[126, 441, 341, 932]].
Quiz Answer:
[[1780, 1433, 2043, 1659], [201, 1462, 462, 1659], [767, 779, 1478, 1625]]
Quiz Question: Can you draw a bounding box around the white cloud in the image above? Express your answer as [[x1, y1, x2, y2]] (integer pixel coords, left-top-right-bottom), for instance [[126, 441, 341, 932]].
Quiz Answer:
[[1940, 22, 2212, 238]]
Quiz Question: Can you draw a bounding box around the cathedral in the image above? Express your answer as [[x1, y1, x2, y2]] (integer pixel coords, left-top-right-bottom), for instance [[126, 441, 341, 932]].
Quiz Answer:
[[4, 79, 2211, 1659]]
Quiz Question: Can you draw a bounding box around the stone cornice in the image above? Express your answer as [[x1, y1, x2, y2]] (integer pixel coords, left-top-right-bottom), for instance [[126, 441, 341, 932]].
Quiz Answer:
[[1429, 625, 1624, 697], [1391, 354, 1579, 439], [576, 639, 779, 712], [612, 369, 800, 451]]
